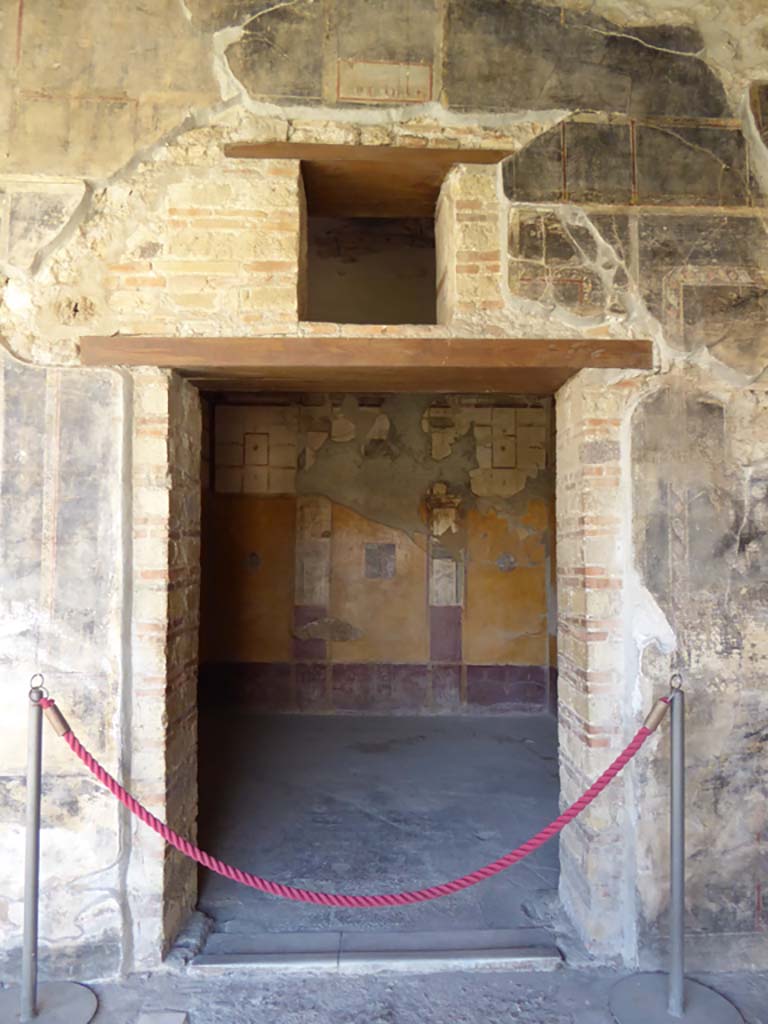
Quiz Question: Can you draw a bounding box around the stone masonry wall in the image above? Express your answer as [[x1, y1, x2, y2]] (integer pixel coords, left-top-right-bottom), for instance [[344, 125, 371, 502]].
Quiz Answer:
[[1, 0, 767, 981], [129, 368, 201, 958], [129, 369, 201, 966]]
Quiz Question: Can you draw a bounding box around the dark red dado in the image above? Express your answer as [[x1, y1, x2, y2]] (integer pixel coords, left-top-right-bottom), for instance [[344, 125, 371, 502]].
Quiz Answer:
[[200, 662, 552, 713], [429, 606, 463, 662]]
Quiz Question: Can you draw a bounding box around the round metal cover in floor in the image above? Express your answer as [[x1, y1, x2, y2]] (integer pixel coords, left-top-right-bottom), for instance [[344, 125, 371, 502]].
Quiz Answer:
[[610, 973, 743, 1024], [0, 981, 98, 1023]]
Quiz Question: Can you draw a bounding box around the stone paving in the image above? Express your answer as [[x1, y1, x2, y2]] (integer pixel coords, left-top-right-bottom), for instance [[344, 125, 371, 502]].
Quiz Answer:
[[88, 966, 768, 1024]]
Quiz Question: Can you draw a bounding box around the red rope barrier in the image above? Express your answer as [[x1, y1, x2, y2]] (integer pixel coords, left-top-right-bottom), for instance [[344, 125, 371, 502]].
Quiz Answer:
[[40, 696, 653, 907]]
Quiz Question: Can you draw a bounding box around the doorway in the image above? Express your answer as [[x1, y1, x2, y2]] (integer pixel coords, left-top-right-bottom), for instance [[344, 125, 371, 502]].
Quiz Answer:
[[194, 391, 560, 961]]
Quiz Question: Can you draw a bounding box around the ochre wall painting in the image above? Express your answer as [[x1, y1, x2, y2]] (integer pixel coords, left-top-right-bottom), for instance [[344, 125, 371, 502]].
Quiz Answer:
[[200, 394, 555, 713]]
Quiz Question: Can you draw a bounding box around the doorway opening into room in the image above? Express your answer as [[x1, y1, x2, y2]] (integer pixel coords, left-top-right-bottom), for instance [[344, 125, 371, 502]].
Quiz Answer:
[[194, 390, 559, 963]]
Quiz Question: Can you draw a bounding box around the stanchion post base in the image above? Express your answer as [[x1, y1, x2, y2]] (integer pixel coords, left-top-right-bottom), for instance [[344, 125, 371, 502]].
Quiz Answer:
[[610, 973, 744, 1024], [0, 981, 97, 1023]]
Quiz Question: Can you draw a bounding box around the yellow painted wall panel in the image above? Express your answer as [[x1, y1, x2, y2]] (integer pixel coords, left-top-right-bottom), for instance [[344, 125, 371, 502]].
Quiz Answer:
[[464, 506, 548, 665], [329, 503, 428, 664], [201, 494, 296, 662]]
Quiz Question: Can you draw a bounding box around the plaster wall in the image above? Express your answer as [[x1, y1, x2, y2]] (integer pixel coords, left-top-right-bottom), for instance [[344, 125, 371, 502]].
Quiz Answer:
[[0, 0, 766, 981]]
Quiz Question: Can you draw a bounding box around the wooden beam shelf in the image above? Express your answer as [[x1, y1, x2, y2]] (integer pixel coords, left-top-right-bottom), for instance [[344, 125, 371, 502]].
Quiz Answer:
[[224, 141, 515, 217], [80, 335, 653, 396]]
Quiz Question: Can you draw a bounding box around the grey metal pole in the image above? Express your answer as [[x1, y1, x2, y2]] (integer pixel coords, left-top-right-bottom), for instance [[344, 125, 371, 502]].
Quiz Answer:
[[0, 676, 99, 1023], [21, 680, 45, 1022], [609, 677, 744, 1024], [668, 685, 685, 1018]]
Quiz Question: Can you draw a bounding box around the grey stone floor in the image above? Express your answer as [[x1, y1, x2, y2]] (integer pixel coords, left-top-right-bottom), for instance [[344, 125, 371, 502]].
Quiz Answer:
[[88, 966, 768, 1024], [197, 712, 560, 950]]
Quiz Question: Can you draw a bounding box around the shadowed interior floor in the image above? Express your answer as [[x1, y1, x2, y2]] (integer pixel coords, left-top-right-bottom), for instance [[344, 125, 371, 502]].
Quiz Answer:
[[196, 712, 560, 957]]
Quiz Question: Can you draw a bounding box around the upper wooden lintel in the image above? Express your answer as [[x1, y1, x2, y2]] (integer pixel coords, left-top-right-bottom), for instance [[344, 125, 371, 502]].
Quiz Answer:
[[224, 141, 514, 217], [79, 335, 653, 396]]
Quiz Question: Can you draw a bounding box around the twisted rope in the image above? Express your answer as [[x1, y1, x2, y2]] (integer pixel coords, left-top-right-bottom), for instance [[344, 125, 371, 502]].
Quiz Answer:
[[40, 697, 651, 907]]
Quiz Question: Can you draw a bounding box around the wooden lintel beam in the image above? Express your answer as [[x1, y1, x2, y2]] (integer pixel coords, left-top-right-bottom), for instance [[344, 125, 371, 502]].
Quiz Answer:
[[182, 367, 574, 395], [80, 335, 652, 371]]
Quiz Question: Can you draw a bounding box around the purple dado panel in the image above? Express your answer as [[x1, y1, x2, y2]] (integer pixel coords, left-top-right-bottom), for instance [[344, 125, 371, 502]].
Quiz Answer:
[[430, 605, 462, 662], [332, 664, 430, 712], [466, 665, 547, 710], [296, 662, 328, 711], [201, 662, 550, 713], [432, 664, 461, 711], [199, 662, 295, 711]]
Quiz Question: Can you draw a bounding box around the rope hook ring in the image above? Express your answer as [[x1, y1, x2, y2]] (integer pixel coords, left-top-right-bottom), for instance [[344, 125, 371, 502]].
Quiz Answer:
[[669, 672, 683, 691], [28, 673, 48, 702]]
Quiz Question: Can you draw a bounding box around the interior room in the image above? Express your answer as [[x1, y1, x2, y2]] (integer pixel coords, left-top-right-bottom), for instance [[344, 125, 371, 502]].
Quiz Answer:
[[195, 391, 560, 961]]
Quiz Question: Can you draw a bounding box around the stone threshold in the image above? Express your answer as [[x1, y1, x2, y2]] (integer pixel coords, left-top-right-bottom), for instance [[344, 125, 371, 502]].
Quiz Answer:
[[191, 927, 562, 973]]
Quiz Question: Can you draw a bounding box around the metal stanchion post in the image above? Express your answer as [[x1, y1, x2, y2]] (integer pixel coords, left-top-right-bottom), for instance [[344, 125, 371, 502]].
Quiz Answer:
[[609, 677, 744, 1024], [20, 681, 43, 1021], [668, 686, 685, 1017], [0, 678, 98, 1024]]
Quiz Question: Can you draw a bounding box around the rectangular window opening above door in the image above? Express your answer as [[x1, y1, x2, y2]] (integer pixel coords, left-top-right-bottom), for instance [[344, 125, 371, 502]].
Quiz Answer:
[[225, 142, 519, 329], [305, 215, 437, 325]]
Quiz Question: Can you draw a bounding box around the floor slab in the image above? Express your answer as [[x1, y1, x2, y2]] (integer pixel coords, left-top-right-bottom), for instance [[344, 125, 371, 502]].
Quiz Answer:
[[196, 712, 560, 955]]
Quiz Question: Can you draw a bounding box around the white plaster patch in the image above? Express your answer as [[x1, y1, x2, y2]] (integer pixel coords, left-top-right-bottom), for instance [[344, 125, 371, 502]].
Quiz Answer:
[[430, 557, 461, 606], [2, 279, 33, 316], [430, 506, 459, 537], [626, 567, 677, 713], [212, 24, 248, 103]]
